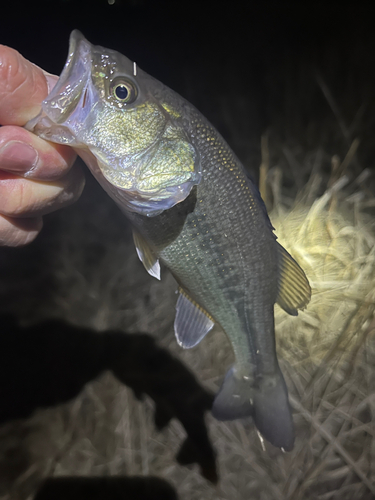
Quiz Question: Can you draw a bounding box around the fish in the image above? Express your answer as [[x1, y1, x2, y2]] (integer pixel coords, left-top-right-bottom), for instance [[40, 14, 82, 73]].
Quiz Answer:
[[27, 30, 311, 451]]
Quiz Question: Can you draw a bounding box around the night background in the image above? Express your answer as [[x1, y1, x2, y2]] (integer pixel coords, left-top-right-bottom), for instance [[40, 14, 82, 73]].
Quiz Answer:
[[1, 1, 375, 499]]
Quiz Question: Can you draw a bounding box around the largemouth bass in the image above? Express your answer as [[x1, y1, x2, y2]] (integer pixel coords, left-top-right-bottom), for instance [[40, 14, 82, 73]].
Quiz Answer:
[[27, 31, 311, 451]]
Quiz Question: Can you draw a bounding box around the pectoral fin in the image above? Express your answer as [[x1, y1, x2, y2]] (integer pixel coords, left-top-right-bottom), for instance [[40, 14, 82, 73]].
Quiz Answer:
[[175, 288, 214, 348], [133, 231, 160, 280], [276, 242, 311, 315]]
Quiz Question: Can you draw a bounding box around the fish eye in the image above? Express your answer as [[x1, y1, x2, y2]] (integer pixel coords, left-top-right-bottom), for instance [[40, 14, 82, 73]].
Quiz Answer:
[[110, 77, 137, 104]]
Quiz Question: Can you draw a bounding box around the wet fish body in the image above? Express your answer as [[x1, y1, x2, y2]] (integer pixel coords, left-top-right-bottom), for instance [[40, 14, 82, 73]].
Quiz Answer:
[[27, 31, 311, 451]]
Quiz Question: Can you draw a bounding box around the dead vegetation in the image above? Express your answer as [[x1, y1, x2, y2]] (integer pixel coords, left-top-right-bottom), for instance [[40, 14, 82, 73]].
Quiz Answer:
[[0, 36, 375, 500]]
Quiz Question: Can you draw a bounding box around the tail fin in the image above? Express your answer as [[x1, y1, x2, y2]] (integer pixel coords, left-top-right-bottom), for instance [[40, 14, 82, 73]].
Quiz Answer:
[[211, 367, 294, 451], [211, 367, 254, 419]]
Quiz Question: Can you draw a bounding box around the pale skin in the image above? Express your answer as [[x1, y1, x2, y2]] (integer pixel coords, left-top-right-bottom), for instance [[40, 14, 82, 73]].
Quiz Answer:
[[0, 45, 85, 246]]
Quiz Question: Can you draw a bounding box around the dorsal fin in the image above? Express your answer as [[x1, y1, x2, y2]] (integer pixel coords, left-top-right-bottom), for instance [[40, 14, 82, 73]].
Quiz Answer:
[[132, 230, 161, 280], [174, 288, 214, 348], [276, 242, 311, 315]]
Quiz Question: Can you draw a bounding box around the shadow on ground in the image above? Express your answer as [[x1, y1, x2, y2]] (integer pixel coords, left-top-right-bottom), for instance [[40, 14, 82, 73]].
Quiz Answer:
[[34, 476, 178, 500], [0, 316, 217, 494]]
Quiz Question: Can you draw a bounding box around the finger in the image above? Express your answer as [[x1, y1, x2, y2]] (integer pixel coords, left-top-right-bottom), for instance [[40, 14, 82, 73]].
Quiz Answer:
[[0, 126, 76, 180], [0, 215, 43, 246], [0, 45, 50, 126], [35, 69, 58, 94], [0, 165, 85, 218]]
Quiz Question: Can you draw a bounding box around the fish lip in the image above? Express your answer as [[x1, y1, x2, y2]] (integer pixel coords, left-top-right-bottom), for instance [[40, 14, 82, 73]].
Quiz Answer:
[[40, 30, 93, 124], [62, 29, 92, 84], [68, 29, 88, 55]]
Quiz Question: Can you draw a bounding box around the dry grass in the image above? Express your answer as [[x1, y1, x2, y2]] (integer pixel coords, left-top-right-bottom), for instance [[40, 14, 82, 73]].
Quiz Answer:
[[0, 150, 374, 500], [1, 43, 375, 499], [271, 176, 375, 500]]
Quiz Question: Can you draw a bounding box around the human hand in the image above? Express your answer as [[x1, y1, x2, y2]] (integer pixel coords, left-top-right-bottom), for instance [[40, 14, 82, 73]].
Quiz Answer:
[[0, 45, 85, 246]]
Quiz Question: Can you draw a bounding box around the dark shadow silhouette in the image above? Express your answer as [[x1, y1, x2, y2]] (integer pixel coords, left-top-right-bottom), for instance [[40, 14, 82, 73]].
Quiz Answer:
[[34, 476, 178, 500], [0, 316, 217, 484]]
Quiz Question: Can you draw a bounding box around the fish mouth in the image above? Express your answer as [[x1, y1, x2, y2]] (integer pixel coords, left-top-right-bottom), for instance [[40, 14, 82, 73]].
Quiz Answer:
[[41, 30, 93, 125]]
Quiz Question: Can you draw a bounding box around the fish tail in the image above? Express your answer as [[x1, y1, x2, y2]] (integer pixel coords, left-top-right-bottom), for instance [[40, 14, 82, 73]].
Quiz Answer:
[[211, 367, 254, 420], [211, 366, 294, 451]]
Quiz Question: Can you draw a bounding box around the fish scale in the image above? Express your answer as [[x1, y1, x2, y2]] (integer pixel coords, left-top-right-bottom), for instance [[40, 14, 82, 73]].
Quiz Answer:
[[133, 112, 279, 379], [27, 30, 311, 451]]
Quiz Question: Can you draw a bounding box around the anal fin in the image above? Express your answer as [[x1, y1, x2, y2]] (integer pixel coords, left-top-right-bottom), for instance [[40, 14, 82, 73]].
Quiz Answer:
[[276, 242, 311, 315], [175, 288, 214, 348], [133, 230, 161, 280]]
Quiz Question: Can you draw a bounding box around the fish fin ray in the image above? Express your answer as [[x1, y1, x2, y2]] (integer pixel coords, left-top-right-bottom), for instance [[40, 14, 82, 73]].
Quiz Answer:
[[212, 367, 254, 420], [174, 288, 214, 348], [253, 370, 295, 451], [212, 366, 295, 451], [276, 242, 311, 315], [133, 230, 161, 280]]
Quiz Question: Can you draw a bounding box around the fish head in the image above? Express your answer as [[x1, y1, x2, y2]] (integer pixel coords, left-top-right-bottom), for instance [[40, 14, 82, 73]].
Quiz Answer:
[[27, 30, 201, 215]]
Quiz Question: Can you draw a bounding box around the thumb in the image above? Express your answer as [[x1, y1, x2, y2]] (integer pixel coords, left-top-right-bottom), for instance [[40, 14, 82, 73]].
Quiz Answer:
[[0, 46, 55, 126]]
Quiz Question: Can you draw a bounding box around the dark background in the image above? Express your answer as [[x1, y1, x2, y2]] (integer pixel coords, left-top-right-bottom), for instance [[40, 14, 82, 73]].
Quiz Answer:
[[2, 0, 375, 173]]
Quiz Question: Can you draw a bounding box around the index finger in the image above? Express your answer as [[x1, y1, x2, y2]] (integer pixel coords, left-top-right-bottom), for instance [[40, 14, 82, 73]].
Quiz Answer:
[[0, 45, 50, 126]]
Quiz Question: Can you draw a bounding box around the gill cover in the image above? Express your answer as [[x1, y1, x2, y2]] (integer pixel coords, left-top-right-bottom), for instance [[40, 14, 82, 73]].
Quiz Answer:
[[26, 30, 201, 216]]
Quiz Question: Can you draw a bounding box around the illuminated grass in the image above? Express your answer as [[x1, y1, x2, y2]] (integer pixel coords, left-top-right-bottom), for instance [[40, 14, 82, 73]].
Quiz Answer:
[[1, 154, 374, 500], [1, 43, 375, 500], [270, 173, 375, 499], [273, 179, 375, 360]]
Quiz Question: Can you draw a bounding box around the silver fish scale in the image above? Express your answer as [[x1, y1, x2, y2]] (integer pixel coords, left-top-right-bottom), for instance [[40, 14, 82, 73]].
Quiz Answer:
[[132, 109, 279, 377]]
